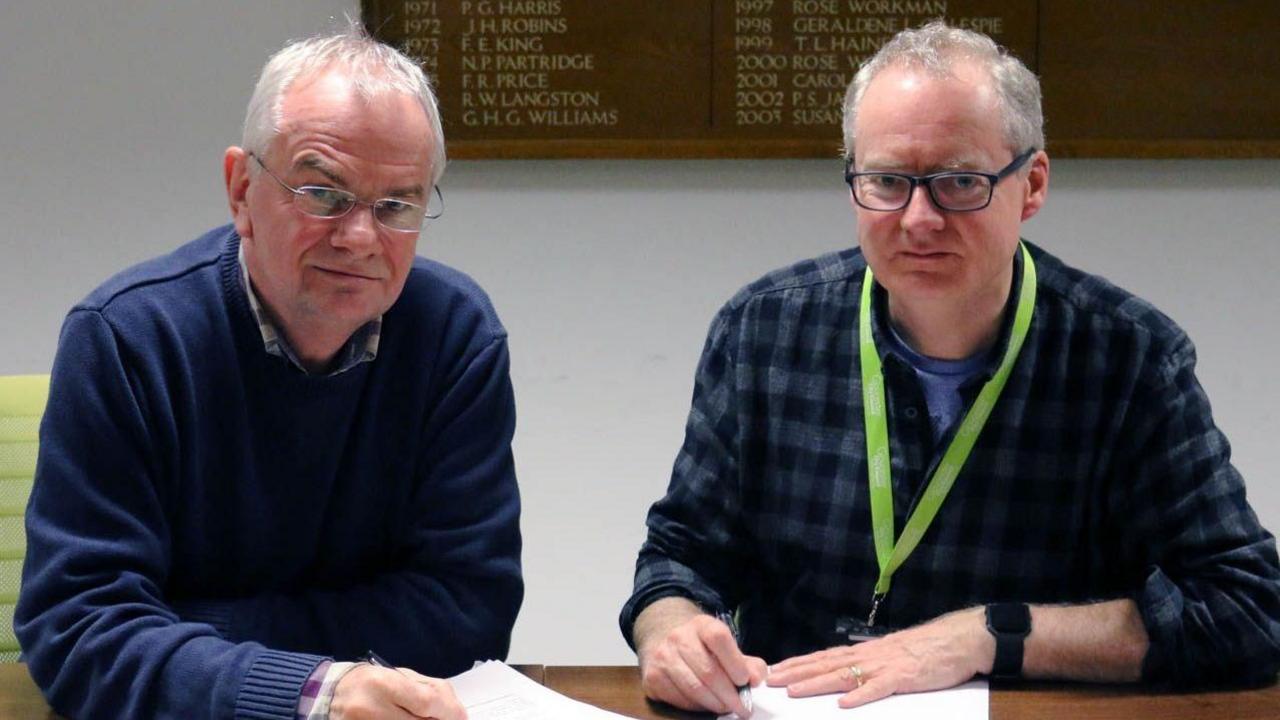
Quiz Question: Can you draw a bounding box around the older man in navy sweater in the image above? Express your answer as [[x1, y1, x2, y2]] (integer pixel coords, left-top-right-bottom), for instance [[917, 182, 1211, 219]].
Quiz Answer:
[[16, 27, 521, 720]]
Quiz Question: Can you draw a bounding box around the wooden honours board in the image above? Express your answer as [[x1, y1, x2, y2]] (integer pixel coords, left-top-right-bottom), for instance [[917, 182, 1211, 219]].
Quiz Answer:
[[363, 1, 1280, 159]]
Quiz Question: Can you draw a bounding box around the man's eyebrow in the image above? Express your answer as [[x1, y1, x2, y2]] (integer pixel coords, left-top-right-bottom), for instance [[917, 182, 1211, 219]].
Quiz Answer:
[[858, 157, 984, 173], [854, 157, 904, 171], [387, 183, 425, 200], [293, 155, 425, 199], [294, 156, 346, 186], [936, 158, 981, 171]]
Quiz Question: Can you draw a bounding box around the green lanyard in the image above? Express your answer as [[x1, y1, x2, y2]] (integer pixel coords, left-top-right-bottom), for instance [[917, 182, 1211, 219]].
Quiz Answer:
[[859, 243, 1037, 626]]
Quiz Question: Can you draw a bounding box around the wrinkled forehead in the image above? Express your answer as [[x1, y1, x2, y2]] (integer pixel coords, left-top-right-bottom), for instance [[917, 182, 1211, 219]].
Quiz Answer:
[[273, 69, 436, 171]]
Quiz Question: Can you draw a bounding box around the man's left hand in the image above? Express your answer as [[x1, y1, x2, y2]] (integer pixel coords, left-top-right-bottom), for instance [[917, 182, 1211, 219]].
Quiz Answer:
[[766, 607, 994, 708]]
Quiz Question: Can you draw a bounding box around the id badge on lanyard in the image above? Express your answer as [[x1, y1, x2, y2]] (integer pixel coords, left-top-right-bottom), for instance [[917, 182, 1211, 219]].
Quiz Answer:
[[835, 616, 895, 644], [857, 243, 1037, 626]]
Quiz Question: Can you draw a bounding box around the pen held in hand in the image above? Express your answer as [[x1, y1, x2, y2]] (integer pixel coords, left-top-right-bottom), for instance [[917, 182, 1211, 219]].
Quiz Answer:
[[363, 650, 433, 685], [715, 611, 754, 716], [364, 650, 393, 668]]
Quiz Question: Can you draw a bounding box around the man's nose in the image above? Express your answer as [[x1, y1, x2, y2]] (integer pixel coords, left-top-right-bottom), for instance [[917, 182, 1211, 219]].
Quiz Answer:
[[899, 183, 946, 233], [330, 203, 381, 253]]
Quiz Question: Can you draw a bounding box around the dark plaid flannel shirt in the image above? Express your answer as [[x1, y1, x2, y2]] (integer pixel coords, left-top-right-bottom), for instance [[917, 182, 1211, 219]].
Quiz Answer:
[[622, 241, 1280, 685]]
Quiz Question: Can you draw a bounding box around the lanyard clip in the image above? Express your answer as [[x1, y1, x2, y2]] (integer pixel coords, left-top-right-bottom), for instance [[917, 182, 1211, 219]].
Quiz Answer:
[[866, 592, 886, 627]]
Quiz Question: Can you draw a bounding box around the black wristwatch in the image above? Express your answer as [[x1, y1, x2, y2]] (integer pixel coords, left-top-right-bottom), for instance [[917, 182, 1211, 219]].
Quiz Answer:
[[985, 602, 1031, 679]]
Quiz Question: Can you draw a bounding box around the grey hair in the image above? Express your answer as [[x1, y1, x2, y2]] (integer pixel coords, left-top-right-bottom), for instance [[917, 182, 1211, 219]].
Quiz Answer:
[[242, 23, 446, 184], [841, 20, 1043, 160]]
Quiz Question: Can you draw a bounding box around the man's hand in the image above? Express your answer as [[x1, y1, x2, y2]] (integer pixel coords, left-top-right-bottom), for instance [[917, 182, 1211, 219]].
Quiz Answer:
[[767, 607, 992, 709], [634, 597, 768, 717], [331, 663, 466, 720]]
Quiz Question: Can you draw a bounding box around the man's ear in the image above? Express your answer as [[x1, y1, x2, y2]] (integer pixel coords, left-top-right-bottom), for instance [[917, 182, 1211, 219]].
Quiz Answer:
[[1020, 150, 1050, 222], [225, 147, 253, 239]]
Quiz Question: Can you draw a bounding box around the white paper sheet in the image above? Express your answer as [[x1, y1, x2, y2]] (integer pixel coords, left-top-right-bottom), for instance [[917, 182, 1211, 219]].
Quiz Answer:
[[718, 679, 988, 720], [450, 661, 639, 720]]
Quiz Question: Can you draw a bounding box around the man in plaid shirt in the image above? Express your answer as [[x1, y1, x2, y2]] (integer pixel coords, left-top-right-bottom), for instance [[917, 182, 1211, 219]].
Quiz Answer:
[[621, 21, 1280, 716]]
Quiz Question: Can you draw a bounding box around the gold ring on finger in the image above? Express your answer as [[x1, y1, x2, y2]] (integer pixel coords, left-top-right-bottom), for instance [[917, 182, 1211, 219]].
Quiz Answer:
[[843, 664, 864, 688]]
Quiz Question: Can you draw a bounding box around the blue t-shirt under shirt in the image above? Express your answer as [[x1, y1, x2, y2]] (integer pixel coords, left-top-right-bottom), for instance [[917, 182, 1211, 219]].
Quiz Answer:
[[884, 324, 989, 440]]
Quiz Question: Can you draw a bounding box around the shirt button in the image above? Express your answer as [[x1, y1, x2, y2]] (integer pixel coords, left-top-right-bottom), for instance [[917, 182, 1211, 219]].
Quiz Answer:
[[904, 407, 919, 419]]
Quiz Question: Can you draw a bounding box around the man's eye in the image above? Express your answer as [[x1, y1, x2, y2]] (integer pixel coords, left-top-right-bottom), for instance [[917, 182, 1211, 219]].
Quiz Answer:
[[299, 187, 350, 214], [857, 175, 906, 194], [377, 199, 422, 220]]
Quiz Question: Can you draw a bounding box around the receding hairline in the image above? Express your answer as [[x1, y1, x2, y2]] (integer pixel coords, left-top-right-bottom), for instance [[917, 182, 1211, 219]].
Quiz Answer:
[[264, 65, 441, 184], [241, 25, 448, 185]]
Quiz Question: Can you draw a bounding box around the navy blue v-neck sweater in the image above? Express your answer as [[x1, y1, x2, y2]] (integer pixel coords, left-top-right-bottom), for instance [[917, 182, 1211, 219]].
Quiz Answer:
[[16, 225, 523, 720]]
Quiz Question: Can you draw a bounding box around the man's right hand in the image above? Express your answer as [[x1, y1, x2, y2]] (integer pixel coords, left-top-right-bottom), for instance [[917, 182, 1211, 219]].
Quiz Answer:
[[330, 663, 466, 720], [634, 597, 767, 717]]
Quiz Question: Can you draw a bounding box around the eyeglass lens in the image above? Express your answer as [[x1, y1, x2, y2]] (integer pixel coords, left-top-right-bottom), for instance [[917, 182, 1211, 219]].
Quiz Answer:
[[853, 173, 992, 211], [294, 188, 437, 231]]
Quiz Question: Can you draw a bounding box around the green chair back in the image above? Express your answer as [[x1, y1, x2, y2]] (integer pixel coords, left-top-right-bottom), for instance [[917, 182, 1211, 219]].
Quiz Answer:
[[0, 375, 50, 662]]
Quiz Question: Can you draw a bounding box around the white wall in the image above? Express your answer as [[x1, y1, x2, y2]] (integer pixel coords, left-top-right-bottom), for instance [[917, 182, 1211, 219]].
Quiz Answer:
[[2, 2, 1277, 666]]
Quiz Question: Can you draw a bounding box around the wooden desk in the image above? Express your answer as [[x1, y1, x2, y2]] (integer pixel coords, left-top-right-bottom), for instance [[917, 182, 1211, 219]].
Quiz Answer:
[[2, 662, 1276, 719], [0, 664, 59, 719], [543, 666, 1280, 720]]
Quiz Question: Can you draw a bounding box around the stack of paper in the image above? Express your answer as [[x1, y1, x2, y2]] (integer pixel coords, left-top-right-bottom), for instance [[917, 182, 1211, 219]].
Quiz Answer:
[[450, 661, 638, 720], [718, 680, 988, 719], [450, 661, 987, 720]]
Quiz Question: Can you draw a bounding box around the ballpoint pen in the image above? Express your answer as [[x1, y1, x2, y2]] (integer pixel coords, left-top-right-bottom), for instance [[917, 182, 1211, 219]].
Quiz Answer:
[[365, 650, 440, 688], [364, 650, 393, 668], [715, 611, 754, 716]]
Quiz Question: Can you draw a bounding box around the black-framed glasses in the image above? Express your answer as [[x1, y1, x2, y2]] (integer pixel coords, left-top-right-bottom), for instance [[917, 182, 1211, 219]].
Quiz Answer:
[[845, 147, 1037, 213], [250, 152, 443, 231]]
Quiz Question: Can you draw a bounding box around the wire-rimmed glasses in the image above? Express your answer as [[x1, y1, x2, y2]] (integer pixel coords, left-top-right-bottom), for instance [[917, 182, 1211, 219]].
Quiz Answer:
[[250, 152, 442, 231]]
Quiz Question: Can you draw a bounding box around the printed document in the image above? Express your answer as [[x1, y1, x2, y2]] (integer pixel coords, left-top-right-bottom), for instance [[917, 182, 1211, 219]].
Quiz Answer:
[[719, 679, 987, 719], [450, 661, 638, 720]]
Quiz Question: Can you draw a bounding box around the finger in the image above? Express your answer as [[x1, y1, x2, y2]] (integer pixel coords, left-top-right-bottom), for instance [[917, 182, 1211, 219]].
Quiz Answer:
[[768, 653, 855, 686], [396, 667, 436, 684], [640, 643, 705, 711], [644, 668, 703, 713], [397, 675, 465, 720], [665, 662, 728, 713], [701, 622, 751, 686], [787, 662, 872, 698], [686, 625, 752, 712], [770, 645, 843, 672], [745, 656, 769, 686], [670, 640, 736, 714], [768, 647, 862, 684], [766, 659, 822, 686], [382, 671, 463, 720], [394, 666, 445, 686], [425, 680, 466, 720], [838, 677, 897, 709]]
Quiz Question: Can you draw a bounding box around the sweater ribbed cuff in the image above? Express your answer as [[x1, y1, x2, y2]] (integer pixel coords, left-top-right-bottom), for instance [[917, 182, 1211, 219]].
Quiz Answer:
[[235, 649, 327, 720]]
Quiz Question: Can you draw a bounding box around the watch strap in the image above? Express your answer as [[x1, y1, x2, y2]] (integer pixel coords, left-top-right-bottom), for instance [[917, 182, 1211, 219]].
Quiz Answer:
[[986, 602, 1031, 679]]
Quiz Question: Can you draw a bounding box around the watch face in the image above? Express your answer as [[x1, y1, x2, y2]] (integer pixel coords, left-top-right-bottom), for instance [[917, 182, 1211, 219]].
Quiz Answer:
[[987, 603, 1032, 635], [986, 603, 1030, 679]]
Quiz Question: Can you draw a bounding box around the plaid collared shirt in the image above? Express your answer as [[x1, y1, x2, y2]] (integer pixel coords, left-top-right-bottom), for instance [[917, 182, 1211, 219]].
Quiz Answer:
[[238, 246, 380, 375], [622, 241, 1280, 685], [296, 661, 355, 720]]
